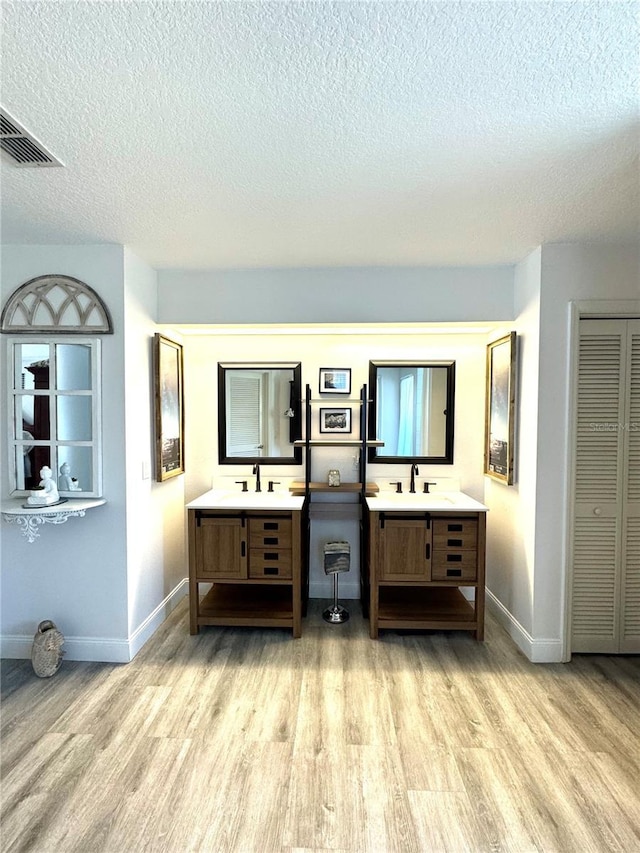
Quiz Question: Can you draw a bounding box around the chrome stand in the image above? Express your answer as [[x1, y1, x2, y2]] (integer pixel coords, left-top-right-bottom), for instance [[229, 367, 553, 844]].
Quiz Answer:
[[323, 572, 349, 623]]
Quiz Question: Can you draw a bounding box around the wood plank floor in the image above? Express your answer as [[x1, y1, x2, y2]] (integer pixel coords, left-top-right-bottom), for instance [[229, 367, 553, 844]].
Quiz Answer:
[[2, 599, 639, 853]]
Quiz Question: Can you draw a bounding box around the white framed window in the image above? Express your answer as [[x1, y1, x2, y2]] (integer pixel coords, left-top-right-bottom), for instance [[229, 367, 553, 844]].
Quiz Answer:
[[8, 337, 102, 497]]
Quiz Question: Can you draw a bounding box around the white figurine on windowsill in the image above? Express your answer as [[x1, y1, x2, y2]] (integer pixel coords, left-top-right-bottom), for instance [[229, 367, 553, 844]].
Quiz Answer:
[[58, 462, 81, 492], [27, 466, 60, 505]]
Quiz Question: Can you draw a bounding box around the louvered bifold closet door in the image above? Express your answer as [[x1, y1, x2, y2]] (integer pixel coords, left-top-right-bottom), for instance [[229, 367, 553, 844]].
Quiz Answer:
[[621, 321, 640, 652], [571, 321, 626, 653]]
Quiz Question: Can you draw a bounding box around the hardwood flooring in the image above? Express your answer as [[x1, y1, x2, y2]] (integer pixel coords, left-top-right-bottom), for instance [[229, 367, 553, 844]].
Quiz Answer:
[[2, 599, 639, 853]]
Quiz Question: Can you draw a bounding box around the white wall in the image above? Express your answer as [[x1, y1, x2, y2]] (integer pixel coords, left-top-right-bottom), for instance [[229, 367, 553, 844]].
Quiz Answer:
[[185, 330, 489, 598], [123, 249, 186, 654], [159, 265, 513, 325], [485, 242, 639, 662], [0, 245, 187, 662], [535, 243, 639, 651], [1, 245, 130, 660], [485, 247, 541, 646]]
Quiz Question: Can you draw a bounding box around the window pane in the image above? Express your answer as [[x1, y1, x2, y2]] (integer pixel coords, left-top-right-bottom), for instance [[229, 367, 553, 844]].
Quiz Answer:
[[57, 447, 92, 493], [17, 395, 51, 440], [23, 447, 52, 491], [15, 344, 50, 390], [56, 344, 92, 391], [57, 396, 92, 441]]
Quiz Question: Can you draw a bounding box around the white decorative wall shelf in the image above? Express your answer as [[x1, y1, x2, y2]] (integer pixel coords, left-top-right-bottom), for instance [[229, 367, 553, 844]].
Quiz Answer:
[[1, 498, 106, 543]]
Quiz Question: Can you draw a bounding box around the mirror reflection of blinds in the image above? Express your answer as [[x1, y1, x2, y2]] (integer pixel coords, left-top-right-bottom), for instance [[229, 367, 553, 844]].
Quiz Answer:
[[227, 374, 262, 455]]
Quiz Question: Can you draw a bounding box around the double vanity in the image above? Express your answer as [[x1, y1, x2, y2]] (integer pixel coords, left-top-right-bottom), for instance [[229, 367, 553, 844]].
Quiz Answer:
[[188, 360, 488, 640], [187, 486, 487, 640]]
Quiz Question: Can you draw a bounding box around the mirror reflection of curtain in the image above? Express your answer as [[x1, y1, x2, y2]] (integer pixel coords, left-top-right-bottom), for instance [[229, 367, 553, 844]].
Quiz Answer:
[[397, 374, 415, 455]]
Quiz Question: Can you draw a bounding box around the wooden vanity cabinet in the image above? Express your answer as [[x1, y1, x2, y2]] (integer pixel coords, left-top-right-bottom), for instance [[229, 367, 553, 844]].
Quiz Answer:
[[188, 509, 303, 637], [367, 510, 486, 640]]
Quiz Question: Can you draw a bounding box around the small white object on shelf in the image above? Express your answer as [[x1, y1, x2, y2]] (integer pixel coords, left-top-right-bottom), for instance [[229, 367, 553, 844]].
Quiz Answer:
[[58, 462, 81, 491], [27, 466, 59, 505]]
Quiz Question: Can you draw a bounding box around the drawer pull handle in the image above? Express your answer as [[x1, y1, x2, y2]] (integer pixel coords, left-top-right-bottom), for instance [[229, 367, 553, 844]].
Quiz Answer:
[[448, 523, 463, 532], [241, 542, 246, 558], [264, 537, 279, 545], [447, 554, 463, 562], [446, 568, 462, 577], [448, 538, 463, 546], [264, 522, 279, 530], [264, 566, 279, 575], [425, 543, 431, 560], [264, 553, 278, 560]]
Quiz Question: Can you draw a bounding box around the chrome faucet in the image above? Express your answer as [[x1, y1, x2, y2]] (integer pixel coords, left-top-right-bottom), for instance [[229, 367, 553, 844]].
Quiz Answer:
[[409, 462, 419, 493], [252, 463, 262, 493]]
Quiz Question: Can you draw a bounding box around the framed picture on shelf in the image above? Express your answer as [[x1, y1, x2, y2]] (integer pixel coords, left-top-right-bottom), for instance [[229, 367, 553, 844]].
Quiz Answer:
[[319, 367, 351, 394], [154, 333, 185, 481], [319, 407, 352, 434], [484, 331, 516, 485]]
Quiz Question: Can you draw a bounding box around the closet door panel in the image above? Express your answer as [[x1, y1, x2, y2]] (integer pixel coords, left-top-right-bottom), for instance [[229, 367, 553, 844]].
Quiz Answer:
[[572, 517, 619, 652], [621, 324, 640, 652], [621, 517, 640, 651], [571, 323, 625, 653]]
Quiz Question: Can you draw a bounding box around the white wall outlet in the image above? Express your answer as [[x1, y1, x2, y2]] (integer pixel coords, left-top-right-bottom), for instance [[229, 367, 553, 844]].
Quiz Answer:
[[142, 460, 150, 480]]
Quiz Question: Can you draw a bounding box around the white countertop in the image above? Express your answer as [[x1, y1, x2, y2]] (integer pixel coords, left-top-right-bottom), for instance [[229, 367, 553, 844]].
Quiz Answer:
[[186, 489, 305, 512], [365, 490, 488, 512]]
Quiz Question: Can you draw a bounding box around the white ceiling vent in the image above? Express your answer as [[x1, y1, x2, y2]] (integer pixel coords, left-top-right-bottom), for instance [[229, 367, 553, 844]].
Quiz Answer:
[[0, 107, 63, 167]]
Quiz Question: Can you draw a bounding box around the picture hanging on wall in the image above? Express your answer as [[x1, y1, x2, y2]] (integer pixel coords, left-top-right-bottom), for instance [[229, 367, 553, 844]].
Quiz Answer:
[[319, 407, 352, 434], [319, 367, 351, 395], [154, 333, 185, 481], [484, 332, 516, 484]]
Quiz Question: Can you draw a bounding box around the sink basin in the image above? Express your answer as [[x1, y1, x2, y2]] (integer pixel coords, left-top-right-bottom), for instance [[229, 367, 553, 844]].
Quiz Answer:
[[366, 491, 488, 512], [381, 492, 453, 503], [368, 492, 454, 510], [187, 489, 305, 511]]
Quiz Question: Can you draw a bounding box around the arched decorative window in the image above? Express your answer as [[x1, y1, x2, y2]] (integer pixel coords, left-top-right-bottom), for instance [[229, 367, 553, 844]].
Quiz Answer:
[[1, 274, 113, 334], [2, 276, 110, 498]]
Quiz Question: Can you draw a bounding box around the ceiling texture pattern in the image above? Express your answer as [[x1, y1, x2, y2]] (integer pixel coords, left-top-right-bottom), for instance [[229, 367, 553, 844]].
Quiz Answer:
[[0, 0, 638, 270]]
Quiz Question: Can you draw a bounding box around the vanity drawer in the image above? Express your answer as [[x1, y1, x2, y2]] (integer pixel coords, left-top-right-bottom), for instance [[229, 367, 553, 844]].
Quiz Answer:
[[432, 519, 477, 550], [249, 519, 292, 550], [431, 551, 477, 581], [249, 549, 292, 579]]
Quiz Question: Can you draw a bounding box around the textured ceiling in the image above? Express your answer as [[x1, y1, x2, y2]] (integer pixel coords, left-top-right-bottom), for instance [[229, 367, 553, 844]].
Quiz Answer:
[[0, 1, 638, 270]]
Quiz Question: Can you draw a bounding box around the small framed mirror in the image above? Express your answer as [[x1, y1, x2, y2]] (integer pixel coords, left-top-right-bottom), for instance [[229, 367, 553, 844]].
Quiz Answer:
[[8, 338, 102, 496], [368, 360, 455, 464], [218, 362, 302, 465]]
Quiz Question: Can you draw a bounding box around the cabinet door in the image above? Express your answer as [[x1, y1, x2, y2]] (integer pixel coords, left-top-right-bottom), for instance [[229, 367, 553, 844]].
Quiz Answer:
[[379, 519, 431, 581], [196, 517, 247, 580]]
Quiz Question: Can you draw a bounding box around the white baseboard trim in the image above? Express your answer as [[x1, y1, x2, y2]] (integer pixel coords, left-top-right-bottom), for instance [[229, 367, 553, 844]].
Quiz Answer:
[[1, 579, 189, 664], [486, 589, 563, 663], [309, 579, 360, 600], [1, 633, 132, 663], [128, 578, 189, 660]]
